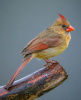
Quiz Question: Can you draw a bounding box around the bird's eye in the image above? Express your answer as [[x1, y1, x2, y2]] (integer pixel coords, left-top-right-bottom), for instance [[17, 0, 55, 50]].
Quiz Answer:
[[62, 25, 65, 27]]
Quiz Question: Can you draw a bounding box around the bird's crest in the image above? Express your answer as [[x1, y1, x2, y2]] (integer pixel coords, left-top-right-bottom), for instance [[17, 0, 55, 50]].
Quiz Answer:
[[58, 14, 66, 20]]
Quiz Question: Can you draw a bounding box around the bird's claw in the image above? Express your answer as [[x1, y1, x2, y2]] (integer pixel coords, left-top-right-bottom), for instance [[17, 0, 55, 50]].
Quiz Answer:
[[44, 60, 59, 68]]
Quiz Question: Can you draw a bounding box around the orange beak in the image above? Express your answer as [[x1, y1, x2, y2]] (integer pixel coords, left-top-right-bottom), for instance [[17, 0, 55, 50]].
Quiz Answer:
[[66, 25, 75, 32]]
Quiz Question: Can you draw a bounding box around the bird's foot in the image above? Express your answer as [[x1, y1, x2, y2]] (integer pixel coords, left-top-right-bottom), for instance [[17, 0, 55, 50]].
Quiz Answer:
[[44, 59, 59, 67], [50, 60, 59, 64]]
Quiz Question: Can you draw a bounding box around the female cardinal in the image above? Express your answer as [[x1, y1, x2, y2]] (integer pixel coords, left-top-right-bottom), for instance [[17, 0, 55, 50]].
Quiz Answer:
[[5, 14, 75, 89]]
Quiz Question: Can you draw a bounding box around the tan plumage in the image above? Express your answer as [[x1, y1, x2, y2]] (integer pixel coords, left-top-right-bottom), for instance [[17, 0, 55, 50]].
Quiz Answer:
[[5, 14, 75, 89], [22, 15, 71, 59]]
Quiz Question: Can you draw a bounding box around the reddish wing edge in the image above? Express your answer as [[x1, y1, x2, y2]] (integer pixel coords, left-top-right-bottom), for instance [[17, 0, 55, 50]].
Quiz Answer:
[[22, 37, 61, 55]]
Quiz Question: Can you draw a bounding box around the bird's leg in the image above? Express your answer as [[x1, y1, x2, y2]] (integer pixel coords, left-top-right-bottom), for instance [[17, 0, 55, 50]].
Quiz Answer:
[[44, 59, 50, 67], [47, 59, 59, 64], [44, 59, 59, 67]]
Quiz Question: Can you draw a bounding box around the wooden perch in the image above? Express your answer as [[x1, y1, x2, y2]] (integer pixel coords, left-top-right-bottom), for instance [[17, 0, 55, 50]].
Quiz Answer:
[[0, 63, 68, 100]]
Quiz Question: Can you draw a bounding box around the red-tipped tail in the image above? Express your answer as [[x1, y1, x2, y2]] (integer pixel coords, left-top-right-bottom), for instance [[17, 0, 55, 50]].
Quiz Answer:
[[4, 55, 32, 90]]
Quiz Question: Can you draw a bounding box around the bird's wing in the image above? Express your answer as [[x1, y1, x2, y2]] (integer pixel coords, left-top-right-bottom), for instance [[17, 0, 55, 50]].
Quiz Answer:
[[21, 37, 37, 53], [21, 36, 61, 55]]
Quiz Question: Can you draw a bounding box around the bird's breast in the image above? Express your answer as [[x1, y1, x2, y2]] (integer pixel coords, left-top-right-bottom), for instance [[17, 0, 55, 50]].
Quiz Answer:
[[32, 33, 71, 59], [33, 46, 67, 59]]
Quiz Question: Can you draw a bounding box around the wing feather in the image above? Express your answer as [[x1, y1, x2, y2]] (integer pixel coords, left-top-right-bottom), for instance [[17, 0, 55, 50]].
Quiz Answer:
[[21, 36, 61, 55]]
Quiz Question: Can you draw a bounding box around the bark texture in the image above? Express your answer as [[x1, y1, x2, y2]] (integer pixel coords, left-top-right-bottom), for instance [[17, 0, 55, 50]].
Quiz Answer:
[[0, 63, 68, 100]]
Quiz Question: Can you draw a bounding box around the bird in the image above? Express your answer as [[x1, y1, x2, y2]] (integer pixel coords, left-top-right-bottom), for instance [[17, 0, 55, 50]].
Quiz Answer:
[[5, 14, 75, 89]]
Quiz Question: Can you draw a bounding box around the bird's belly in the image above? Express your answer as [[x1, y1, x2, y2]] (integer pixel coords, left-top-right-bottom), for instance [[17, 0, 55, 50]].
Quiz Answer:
[[33, 46, 67, 59]]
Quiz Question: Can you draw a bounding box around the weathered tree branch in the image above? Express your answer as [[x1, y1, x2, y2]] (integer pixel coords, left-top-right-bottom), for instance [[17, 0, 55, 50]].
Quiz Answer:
[[0, 63, 68, 100]]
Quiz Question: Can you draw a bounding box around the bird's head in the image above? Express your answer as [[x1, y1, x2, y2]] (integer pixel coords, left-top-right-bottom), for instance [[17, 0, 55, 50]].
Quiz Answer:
[[53, 14, 75, 34]]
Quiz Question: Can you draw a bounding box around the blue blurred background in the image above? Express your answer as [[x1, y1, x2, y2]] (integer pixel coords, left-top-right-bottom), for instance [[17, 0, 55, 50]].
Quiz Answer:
[[0, 0, 81, 100]]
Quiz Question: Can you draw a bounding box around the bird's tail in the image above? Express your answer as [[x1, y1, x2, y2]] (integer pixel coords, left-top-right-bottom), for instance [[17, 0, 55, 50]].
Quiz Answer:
[[4, 54, 32, 89]]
